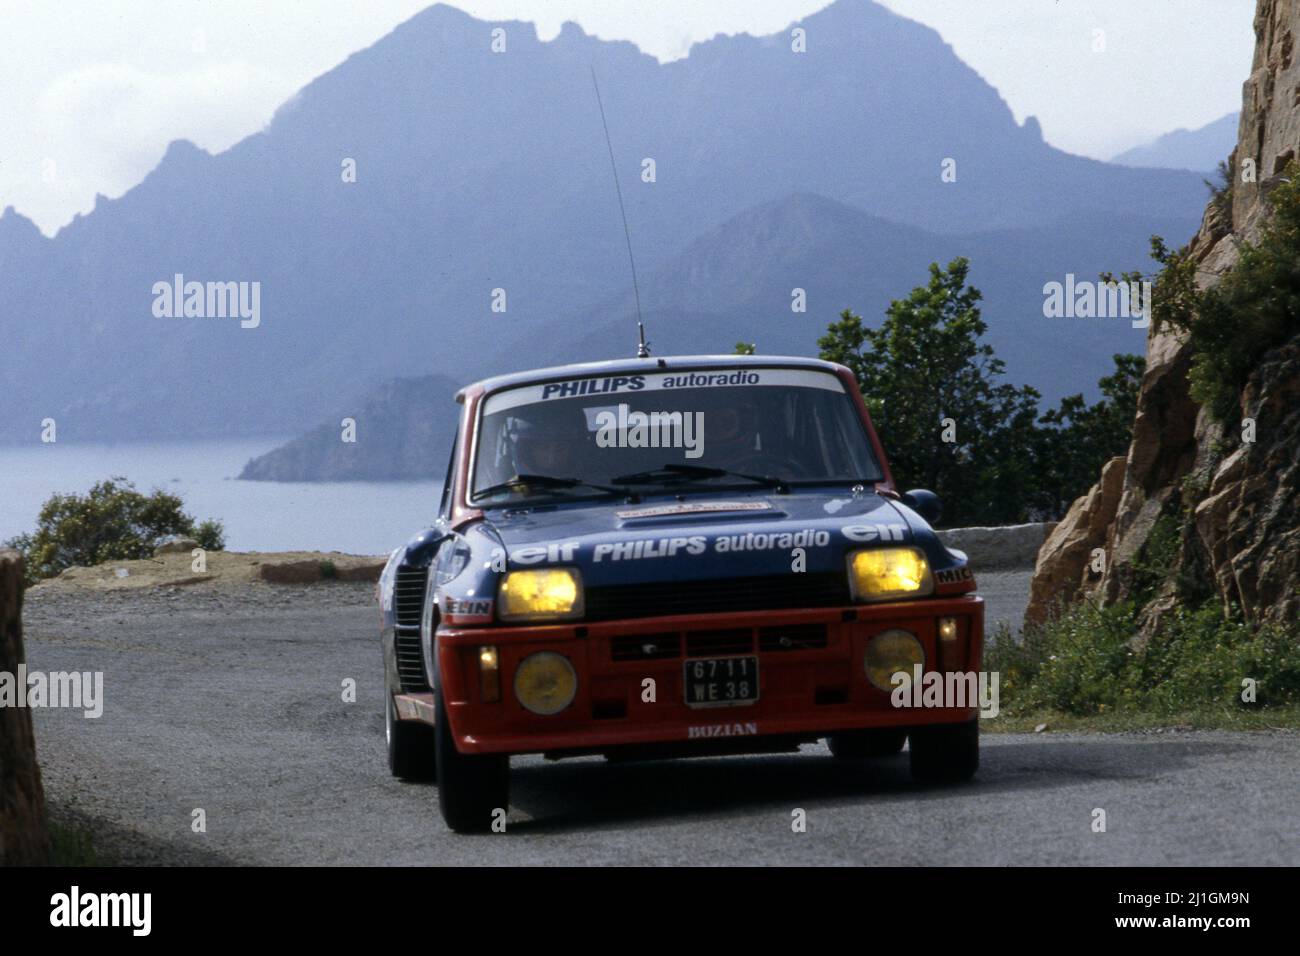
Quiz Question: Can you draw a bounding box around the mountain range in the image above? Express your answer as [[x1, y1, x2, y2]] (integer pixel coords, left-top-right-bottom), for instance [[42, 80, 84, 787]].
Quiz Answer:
[[1, 0, 1204, 478], [1111, 112, 1239, 174]]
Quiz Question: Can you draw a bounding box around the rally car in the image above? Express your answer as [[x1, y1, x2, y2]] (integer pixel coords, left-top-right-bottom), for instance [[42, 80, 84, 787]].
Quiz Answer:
[[377, 355, 983, 832]]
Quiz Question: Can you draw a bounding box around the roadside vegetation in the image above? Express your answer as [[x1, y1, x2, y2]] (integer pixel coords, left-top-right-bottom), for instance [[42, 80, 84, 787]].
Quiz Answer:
[[986, 603, 1300, 729], [3, 477, 225, 585]]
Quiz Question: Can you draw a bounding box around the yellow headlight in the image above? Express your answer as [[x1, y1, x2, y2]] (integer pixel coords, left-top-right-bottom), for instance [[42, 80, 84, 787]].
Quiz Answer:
[[498, 568, 583, 621], [864, 629, 925, 691], [847, 547, 933, 601], [514, 652, 578, 715]]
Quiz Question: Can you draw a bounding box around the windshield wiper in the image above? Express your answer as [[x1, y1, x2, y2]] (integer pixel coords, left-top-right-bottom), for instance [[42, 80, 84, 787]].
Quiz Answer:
[[611, 463, 789, 494], [471, 473, 630, 502]]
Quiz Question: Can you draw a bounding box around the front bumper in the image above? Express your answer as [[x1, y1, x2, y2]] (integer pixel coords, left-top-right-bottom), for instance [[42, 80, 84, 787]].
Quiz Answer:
[[412, 596, 983, 756]]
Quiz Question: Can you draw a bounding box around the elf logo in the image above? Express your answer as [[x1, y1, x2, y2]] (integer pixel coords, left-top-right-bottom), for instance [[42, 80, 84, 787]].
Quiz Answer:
[[842, 523, 907, 543]]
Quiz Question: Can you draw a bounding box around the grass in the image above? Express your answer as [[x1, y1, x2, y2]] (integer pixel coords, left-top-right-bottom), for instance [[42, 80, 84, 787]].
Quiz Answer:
[[48, 819, 103, 866]]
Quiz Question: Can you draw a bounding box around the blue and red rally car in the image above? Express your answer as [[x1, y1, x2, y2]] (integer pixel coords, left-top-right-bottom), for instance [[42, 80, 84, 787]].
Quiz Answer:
[[377, 355, 983, 832]]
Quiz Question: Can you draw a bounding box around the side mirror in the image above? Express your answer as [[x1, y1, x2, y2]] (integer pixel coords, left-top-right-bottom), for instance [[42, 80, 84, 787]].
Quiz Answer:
[[901, 489, 942, 526]]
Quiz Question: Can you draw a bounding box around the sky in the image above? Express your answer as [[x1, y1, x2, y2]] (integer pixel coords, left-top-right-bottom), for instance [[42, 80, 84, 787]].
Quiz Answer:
[[0, 0, 1256, 236]]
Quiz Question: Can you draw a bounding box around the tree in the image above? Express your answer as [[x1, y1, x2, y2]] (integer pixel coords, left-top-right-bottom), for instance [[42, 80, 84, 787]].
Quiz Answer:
[[818, 258, 1043, 525], [5, 478, 225, 583], [1037, 354, 1144, 515]]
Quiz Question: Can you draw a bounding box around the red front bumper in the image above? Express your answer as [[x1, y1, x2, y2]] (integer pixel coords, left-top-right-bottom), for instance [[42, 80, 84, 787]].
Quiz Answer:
[[416, 596, 983, 756]]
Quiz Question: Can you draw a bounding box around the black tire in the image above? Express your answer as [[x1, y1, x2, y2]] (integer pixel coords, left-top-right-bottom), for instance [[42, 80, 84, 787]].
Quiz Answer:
[[908, 718, 979, 783], [828, 728, 907, 759], [435, 689, 510, 833], [386, 691, 436, 781]]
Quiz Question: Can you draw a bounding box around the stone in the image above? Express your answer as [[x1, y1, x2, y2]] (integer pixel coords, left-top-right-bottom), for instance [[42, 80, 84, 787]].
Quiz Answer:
[[1024, 456, 1125, 627], [154, 536, 199, 555]]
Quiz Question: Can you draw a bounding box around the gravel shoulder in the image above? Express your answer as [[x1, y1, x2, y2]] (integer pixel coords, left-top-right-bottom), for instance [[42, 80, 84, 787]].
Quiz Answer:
[[21, 573, 1299, 866]]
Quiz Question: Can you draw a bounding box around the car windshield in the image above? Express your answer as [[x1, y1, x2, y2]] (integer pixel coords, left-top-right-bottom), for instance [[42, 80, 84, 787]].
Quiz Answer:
[[471, 367, 883, 504]]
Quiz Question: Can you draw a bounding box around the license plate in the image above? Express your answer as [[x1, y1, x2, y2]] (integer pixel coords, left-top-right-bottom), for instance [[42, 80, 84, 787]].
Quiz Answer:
[[683, 655, 759, 708]]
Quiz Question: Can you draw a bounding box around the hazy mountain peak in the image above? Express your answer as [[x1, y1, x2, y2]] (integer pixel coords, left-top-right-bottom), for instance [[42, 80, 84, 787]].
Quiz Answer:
[[0, 0, 1206, 446], [1111, 112, 1239, 173], [0, 205, 43, 241]]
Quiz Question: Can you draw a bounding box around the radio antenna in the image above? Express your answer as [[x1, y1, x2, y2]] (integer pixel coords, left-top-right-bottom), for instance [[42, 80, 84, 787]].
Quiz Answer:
[[590, 66, 649, 358]]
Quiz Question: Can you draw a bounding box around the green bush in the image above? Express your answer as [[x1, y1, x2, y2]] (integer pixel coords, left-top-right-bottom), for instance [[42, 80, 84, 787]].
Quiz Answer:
[[988, 601, 1300, 717], [1151, 160, 1300, 420], [4, 477, 225, 584], [194, 519, 226, 552]]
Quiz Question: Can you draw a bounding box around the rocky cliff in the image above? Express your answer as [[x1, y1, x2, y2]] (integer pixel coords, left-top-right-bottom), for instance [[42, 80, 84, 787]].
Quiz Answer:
[[1027, 0, 1300, 631]]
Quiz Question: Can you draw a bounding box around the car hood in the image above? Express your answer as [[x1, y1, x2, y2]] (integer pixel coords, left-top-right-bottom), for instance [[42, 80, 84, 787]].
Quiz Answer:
[[474, 489, 960, 587]]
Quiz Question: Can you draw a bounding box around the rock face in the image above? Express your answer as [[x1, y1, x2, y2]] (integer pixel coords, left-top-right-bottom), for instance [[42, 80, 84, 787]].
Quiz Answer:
[[1025, 457, 1125, 626], [0, 550, 51, 865], [1192, 338, 1300, 623], [1028, 0, 1300, 630]]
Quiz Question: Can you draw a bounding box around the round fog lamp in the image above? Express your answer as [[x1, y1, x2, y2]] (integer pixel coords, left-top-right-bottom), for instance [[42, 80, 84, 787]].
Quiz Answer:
[[514, 651, 577, 715], [864, 629, 924, 691]]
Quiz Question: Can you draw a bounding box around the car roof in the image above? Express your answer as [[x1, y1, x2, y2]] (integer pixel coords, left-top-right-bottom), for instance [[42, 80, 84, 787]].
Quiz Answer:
[[459, 354, 847, 400]]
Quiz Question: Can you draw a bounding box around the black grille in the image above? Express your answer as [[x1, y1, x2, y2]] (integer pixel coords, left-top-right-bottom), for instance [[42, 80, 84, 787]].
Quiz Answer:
[[393, 566, 428, 629], [584, 573, 850, 622], [394, 628, 429, 692], [610, 633, 680, 662], [685, 628, 753, 656], [759, 623, 829, 652]]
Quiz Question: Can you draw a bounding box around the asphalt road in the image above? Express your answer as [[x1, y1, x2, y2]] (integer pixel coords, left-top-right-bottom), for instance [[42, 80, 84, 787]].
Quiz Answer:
[[22, 576, 1299, 866]]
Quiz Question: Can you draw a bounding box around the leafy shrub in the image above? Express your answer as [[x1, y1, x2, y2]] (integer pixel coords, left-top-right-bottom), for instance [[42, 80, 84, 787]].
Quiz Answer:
[[1151, 160, 1300, 420], [194, 519, 227, 552], [988, 601, 1300, 717], [4, 477, 225, 584], [987, 602, 1135, 715]]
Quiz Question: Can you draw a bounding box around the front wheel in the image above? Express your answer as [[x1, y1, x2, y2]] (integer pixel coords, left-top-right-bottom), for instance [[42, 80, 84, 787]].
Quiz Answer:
[[386, 689, 436, 781], [908, 718, 979, 783], [435, 690, 510, 833]]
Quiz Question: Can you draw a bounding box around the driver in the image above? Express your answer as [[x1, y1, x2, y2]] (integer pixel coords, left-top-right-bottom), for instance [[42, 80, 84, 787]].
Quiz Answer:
[[705, 402, 760, 466], [508, 416, 580, 477]]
